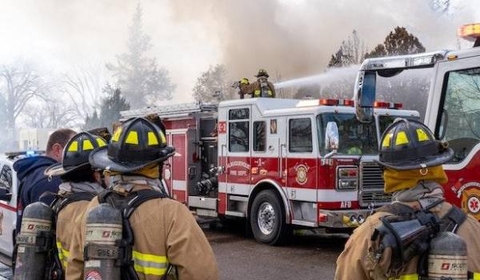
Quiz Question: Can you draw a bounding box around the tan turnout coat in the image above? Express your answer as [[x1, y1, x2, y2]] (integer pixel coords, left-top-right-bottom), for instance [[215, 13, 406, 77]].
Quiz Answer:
[[335, 201, 480, 280], [65, 184, 219, 280]]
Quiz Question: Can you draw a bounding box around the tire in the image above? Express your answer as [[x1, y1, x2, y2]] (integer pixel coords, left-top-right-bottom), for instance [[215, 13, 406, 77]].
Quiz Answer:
[[250, 190, 289, 245]]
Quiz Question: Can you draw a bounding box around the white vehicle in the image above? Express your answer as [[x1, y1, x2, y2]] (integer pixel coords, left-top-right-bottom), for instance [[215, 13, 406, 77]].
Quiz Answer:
[[0, 151, 43, 266], [354, 23, 480, 220]]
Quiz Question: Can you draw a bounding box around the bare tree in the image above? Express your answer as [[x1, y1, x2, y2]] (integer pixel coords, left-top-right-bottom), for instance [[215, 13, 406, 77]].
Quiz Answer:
[[61, 63, 106, 122], [0, 63, 50, 130], [193, 64, 236, 102], [22, 96, 81, 129], [328, 30, 366, 68]]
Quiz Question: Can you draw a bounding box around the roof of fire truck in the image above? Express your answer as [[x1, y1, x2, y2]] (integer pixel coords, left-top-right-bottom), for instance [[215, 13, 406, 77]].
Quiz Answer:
[[219, 98, 419, 118], [120, 98, 418, 121], [120, 102, 218, 120]]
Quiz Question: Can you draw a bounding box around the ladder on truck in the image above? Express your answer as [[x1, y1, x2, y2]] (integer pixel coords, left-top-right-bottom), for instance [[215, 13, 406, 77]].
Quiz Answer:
[[120, 102, 218, 120]]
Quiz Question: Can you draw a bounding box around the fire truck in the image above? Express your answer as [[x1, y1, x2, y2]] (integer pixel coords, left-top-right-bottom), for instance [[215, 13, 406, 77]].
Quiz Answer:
[[354, 23, 480, 221], [121, 98, 419, 245]]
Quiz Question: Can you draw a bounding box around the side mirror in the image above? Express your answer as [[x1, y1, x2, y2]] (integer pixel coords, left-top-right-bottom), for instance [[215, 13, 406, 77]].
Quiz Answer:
[[355, 71, 376, 123], [438, 109, 448, 140], [325, 122, 339, 158]]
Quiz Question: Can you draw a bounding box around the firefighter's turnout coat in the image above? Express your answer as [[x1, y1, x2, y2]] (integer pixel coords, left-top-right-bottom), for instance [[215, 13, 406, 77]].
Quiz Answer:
[[240, 80, 276, 98], [56, 196, 93, 270], [66, 184, 219, 279], [335, 200, 480, 280]]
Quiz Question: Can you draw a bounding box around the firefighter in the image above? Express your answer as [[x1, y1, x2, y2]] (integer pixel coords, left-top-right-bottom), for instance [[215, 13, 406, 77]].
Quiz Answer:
[[239, 69, 276, 98], [44, 132, 108, 276], [230, 125, 248, 152], [335, 118, 480, 280], [65, 117, 219, 279]]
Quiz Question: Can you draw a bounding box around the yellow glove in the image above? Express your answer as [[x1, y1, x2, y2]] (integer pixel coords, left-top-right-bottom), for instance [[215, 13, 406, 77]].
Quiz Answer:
[[240, 78, 249, 85]]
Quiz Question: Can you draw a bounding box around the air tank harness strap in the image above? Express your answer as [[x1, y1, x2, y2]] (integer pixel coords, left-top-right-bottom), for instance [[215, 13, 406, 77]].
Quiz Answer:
[[50, 192, 96, 280], [51, 192, 97, 214], [374, 199, 469, 279], [88, 189, 169, 280]]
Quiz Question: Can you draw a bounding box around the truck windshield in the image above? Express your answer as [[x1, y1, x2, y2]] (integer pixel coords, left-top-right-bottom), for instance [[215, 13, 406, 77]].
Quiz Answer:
[[317, 113, 378, 155], [378, 115, 420, 136], [440, 67, 480, 162]]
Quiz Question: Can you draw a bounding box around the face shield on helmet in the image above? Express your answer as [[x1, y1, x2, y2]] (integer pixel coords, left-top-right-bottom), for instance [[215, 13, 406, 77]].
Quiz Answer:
[[377, 118, 453, 170]]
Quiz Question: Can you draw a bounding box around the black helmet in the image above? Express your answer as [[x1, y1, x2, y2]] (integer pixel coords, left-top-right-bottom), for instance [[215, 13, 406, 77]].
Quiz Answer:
[[89, 117, 175, 173], [377, 118, 453, 170], [255, 69, 269, 78], [45, 132, 108, 177]]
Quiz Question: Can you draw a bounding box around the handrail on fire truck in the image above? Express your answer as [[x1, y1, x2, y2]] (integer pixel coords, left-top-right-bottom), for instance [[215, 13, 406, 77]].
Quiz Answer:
[[120, 102, 218, 120]]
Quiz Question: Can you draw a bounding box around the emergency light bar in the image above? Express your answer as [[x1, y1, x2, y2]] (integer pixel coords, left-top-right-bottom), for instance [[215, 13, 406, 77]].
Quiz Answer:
[[458, 23, 480, 41], [296, 99, 354, 107], [373, 101, 402, 109], [360, 50, 447, 71], [319, 99, 354, 107], [458, 22, 480, 47], [5, 150, 44, 160]]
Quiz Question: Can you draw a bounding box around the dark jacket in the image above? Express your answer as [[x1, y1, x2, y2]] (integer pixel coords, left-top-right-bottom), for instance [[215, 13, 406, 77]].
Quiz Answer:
[[13, 156, 60, 233]]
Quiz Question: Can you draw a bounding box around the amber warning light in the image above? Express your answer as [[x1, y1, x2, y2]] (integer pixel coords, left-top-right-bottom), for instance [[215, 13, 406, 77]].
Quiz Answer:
[[458, 23, 480, 47]]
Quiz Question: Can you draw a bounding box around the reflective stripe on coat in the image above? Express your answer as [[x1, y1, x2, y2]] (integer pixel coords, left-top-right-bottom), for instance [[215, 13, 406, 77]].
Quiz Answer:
[[65, 184, 219, 280], [335, 201, 480, 280]]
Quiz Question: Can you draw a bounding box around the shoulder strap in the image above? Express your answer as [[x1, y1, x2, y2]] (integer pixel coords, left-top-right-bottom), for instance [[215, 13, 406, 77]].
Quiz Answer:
[[439, 206, 467, 233], [52, 192, 97, 214], [376, 203, 416, 218], [98, 189, 169, 280], [122, 189, 168, 219]]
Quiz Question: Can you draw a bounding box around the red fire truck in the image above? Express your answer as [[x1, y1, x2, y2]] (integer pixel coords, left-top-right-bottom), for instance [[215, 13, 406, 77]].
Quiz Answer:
[[122, 98, 419, 245], [354, 23, 480, 221]]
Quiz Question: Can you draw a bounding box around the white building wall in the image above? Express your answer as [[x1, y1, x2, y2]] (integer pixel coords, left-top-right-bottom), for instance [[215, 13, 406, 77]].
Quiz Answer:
[[18, 128, 53, 151]]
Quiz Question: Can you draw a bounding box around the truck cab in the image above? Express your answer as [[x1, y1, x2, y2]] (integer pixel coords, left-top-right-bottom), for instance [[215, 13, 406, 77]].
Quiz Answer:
[[354, 23, 480, 220]]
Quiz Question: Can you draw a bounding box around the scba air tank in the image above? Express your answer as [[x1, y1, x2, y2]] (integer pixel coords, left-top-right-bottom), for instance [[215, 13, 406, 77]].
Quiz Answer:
[[84, 203, 123, 280], [14, 202, 54, 280], [428, 231, 467, 280]]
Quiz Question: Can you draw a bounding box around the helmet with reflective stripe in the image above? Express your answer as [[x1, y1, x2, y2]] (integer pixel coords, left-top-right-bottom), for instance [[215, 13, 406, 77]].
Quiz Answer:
[[377, 118, 453, 170], [89, 117, 175, 173], [45, 132, 108, 177]]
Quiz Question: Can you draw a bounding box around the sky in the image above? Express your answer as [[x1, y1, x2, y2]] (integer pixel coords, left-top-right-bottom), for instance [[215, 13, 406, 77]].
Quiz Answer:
[[0, 0, 479, 104]]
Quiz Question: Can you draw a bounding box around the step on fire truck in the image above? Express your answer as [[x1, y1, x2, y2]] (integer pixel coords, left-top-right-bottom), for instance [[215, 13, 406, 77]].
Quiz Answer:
[[121, 98, 419, 245], [355, 23, 480, 221]]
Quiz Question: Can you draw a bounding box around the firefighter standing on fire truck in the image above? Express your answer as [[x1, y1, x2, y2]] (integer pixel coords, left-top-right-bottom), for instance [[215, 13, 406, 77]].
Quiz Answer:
[[65, 117, 219, 279], [239, 69, 276, 98], [335, 119, 480, 280]]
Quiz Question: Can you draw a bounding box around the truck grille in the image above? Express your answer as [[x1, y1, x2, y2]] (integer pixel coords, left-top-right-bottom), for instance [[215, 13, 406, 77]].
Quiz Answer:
[[359, 162, 391, 207]]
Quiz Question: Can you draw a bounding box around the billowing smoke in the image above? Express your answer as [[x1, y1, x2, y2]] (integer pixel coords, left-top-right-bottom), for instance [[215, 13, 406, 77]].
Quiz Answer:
[[169, 0, 478, 84], [1, 0, 478, 101]]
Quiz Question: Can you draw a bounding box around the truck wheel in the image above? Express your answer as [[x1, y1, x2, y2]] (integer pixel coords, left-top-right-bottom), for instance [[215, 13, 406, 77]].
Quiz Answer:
[[250, 190, 288, 245]]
